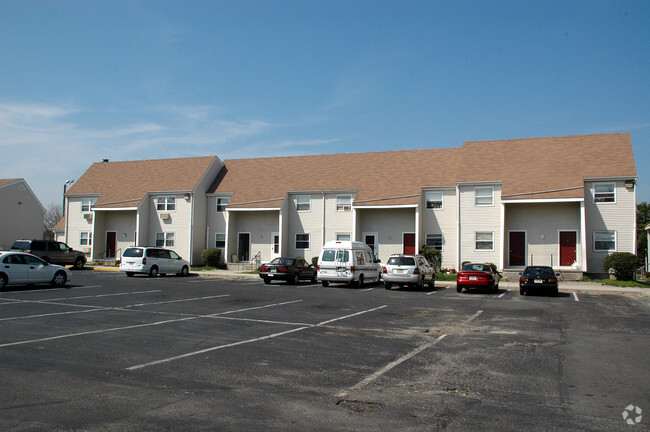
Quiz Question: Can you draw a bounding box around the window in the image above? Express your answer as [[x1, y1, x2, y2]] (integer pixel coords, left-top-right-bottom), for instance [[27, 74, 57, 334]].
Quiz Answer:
[[426, 233, 443, 250], [216, 197, 230, 212], [475, 232, 494, 250], [156, 196, 176, 211], [296, 195, 311, 212], [336, 195, 352, 211], [80, 231, 92, 246], [594, 231, 616, 251], [215, 233, 226, 248], [336, 233, 351, 241], [594, 183, 615, 203], [295, 233, 310, 249], [475, 187, 494, 206], [426, 192, 443, 209], [81, 199, 93, 212], [155, 232, 175, 247]]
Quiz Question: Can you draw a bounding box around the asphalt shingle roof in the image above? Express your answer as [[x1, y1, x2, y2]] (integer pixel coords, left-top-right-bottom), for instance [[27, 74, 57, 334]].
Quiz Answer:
[[66, 156, 219, 208]]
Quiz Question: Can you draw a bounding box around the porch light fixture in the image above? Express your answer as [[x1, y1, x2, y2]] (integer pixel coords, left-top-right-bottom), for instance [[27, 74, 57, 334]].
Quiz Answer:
[[184, 193, 191, 201], [625, 179, 636, 189]]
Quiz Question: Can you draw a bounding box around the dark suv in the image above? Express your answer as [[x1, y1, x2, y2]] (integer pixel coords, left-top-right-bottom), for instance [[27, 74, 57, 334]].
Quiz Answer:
[[11, 240, 87, 269]]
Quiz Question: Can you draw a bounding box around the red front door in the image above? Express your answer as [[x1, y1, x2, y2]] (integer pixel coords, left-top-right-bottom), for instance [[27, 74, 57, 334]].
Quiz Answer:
[[559, 231, 577, 266], [403, 233, 416, 255], [106, 232, 117, 258], [509, 231, 526, 266]]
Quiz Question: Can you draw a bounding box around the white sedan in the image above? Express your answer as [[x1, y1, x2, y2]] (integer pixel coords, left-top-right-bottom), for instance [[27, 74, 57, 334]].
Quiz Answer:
[[0, 251, 72, 289]]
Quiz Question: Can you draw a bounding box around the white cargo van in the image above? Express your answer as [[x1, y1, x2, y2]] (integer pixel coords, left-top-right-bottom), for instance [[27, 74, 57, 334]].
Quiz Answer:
[[317, 241, 381, 287]]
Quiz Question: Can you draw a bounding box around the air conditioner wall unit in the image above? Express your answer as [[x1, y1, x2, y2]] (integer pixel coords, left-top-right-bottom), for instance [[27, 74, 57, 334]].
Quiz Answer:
[[83, 213, 93, 220], [160, 213, 170, 220]]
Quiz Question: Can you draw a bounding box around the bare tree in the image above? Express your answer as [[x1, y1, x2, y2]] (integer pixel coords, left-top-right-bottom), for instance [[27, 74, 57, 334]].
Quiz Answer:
[[43, 203, 63, 240]]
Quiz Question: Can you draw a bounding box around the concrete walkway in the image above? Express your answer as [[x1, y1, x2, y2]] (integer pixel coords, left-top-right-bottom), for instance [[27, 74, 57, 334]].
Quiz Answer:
[[87, 266, 649, 297]]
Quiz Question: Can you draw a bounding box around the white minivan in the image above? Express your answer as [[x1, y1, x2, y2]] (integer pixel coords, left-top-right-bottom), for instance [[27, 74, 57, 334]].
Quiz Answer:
[[317, 241, 381, 287], [120, 247, 190, 277]]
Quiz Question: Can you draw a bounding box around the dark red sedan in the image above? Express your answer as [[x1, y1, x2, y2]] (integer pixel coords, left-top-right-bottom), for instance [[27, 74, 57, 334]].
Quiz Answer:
[[456, 263, 500, 293]]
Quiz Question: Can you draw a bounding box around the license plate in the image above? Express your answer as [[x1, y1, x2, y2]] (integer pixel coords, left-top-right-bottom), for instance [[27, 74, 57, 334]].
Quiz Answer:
[[396, 269, 406, 274], [469, 276, 477, 281], [534, 279, 543, 284], [127, 261, 135, 265], [270, 269, 276, 273], [337, 267, 346, 272]]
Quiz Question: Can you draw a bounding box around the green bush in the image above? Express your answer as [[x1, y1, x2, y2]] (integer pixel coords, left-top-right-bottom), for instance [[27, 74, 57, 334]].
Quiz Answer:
[[201, 248, 222, 267], [311, 256, 318, 267], [602, 252, 642, 281], [419, 244, 442, 270]]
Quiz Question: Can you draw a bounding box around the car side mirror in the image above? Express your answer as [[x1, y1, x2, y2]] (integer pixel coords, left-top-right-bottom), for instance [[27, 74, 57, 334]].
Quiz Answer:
[[518, 272, 522, 275]]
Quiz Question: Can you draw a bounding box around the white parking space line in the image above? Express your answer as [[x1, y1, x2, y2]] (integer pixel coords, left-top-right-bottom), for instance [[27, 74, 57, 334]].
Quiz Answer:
[[0, 299, 301, 348], [498, 290, 509, 298], [127, 304, 388, 371], [336, 334, 448, 399], [572, 292, 580, 302], [426, 288, 446, 295], [361, 288, 374, 292], [465, 310, 483, 323]]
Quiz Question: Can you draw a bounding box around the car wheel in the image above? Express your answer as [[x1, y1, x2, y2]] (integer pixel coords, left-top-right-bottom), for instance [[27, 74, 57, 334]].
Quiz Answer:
[[263, 277, 271, 284], [178, 266, 189, 277], [321, 281, 329, 287], [456, 285, 463, 293], [429, 274, 435, 288], [126, 272, 134, 277], [417, 276, 425, 291], [290, 273, 299, 285], [311, 272, 317, 283], [384, 282, 392, 290], [74, 257, 85, 270], [520, 288, 526, 296], [51, 271, 67, 287], [357, 274, 364, 288], [148, 266, 158, 278], [554, 288, 559, 297], [0, 274, 7, 290]]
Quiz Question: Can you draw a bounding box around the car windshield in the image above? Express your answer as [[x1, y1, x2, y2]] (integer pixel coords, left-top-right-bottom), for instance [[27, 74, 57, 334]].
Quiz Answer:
[[387, 257, 416, 266], [123, 248, 144, 258], [270, 258, 295, 266], [523, 267, 555, 277], [463, 264, 491, 272]]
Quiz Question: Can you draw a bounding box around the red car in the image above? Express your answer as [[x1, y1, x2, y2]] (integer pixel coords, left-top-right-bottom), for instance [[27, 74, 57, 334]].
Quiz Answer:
[[456, 263, 500, 293]]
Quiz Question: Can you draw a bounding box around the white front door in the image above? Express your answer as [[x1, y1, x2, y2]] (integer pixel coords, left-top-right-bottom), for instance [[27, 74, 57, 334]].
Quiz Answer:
[[271, 233, 280, 259]]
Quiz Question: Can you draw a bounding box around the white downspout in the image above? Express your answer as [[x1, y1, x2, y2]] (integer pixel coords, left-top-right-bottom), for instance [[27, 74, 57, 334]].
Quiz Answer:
[[456, 184, 461, 270], [322, 192, 326, 246], [580, 201, 587, 272]]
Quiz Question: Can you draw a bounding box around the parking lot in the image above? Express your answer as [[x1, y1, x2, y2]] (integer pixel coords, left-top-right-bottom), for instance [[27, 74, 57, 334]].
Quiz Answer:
[[1, 271, 648, 431]]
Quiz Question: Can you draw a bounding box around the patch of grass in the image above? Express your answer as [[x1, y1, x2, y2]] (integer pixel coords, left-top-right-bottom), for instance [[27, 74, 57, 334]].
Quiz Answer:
[[191, 266, 220, 272], [436, 272, 457, 281], [580, 276, 649, 288]]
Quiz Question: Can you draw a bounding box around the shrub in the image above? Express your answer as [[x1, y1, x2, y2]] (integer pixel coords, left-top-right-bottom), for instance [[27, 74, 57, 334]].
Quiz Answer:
[[602, 252, 642, 281], [419, 244, 442, 270], [311, 256, 318, 267], [201, 248, 222, 267]]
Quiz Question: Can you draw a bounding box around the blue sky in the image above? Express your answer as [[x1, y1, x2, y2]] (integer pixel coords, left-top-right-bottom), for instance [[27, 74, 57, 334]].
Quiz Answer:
[[1, 0, 648, 207]]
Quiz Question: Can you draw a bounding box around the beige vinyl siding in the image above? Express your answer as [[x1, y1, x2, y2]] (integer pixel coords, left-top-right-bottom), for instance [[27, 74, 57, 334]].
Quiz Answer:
[[0, 181, 45, 250], [287, 193, 322, 259], [65, 197, 98, 252], [146, 194, 193, 259], [505, 202, 581, 267], [356, 207, 416, 262], [92, 211, 137, 258], [585, 181, 636, 273], [323, 193, 355, 243], [458, 184, 502, 267], [421, 189, 457, 269], [228, 211, 279, 263]]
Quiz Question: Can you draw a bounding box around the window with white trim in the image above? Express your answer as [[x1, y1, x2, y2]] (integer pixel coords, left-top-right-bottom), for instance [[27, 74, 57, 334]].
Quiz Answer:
[[156, 196, 176, 211], [425, 192, 443, 209], [336, 233, 351, 241], [593, 183, 615, 203], [594, 231, 616, 251], [216, 197, 230, 212], [475, 187, 494, 206], [81, 199, 94, 212], [336, 195, 352, 211], [475, 232, 494, 250], [295, 233, 310, 249], [156, 232, 175, 247], [80, 231, 92, 246], [296, 195, 311, 212], [215, 233, 226, 248], [426, 233, 443, 250]]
